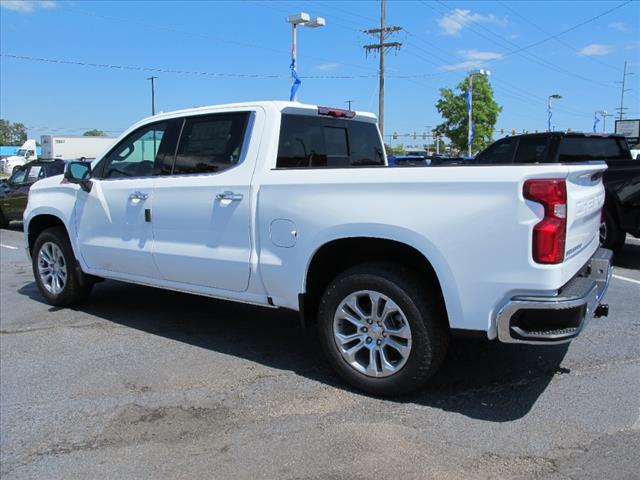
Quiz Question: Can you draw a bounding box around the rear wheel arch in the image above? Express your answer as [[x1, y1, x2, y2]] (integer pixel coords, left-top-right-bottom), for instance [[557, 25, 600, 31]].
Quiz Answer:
[[301, 237, 449, 329]]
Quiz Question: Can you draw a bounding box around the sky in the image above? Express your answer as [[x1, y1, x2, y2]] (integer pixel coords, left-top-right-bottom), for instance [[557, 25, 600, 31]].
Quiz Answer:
[[1, 0, 639, 146]]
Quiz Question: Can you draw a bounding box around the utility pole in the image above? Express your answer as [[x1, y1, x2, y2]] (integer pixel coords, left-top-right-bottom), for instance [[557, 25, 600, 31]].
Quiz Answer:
[[616, 61, 633, 121], [363, 0, 402, 138], [147, 76, 157, 115], [345, 100, 354, 111]]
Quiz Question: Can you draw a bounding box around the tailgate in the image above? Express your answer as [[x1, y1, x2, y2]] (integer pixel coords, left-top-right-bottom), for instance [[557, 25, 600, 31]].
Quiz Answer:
[[564, 163, 607, 263]]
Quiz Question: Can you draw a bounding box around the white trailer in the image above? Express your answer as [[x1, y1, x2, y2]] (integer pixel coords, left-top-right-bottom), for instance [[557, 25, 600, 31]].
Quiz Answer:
[[40, 135, 116, 161]]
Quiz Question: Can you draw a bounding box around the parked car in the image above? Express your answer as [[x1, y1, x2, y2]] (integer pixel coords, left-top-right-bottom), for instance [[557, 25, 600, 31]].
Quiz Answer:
[[23, 102, 611, 395], [0, 159, 66, 228], [474, 132, 640, 252], [387, 154, 429, 166]]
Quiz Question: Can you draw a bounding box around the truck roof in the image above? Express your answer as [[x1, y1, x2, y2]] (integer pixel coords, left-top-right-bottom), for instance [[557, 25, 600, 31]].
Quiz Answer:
[[505, 131, 627, 141], [133, 101, 377, 128]]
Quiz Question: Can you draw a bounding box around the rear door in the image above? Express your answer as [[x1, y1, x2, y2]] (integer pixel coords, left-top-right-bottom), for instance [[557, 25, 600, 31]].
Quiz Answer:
[[150, 109, 260, 291]]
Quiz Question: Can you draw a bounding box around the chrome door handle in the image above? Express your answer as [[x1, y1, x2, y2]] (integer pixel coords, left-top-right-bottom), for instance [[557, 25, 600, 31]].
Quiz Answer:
[[216, 191, 243, 202], [129, 191, 149, 201]]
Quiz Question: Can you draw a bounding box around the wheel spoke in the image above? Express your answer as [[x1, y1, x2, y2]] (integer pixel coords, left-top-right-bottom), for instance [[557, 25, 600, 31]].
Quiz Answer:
[[365, 347, 379, 376], [385, 338, 411, 357], [345, 295, 369, 320], [379, 348, 396, 374], [343, 340, 365, 363], [387, 323, 411, 340], [339, 305, 365, 327], [335, 331, 362, 347]]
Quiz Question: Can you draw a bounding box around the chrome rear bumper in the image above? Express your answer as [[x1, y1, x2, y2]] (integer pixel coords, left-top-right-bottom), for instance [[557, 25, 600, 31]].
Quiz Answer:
[[496, 248, 613, 344]]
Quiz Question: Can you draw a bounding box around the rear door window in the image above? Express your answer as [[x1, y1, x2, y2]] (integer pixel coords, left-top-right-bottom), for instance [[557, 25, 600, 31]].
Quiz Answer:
[[26, 165, 43, 182], [172, 112, 250, 175], [276, 114, 384, 168], [514, 136, 549, 163], [475, 138, 516, 164]]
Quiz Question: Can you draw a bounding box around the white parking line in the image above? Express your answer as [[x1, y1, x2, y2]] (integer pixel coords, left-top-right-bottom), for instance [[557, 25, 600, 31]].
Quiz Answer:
[[0, 244, 18, 250], [612, 274, 640, 285]]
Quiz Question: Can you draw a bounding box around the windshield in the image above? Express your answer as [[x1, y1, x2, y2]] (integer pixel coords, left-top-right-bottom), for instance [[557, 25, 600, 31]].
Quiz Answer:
[[16, 149, 27, 156]]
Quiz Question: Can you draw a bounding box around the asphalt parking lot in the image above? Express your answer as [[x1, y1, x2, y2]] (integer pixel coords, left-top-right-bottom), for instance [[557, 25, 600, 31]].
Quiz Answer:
[[1, 225, 639, 479]]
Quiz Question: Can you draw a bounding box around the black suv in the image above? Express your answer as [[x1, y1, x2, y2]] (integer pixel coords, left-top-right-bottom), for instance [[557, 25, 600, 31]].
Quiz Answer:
[[474, 132, 640, 252], [0, 159, 66, 228]]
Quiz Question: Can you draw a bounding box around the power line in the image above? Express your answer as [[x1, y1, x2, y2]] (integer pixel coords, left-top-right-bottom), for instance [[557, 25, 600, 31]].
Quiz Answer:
[[68, 3, 378, 75], [426, 0, 622, 90], [496, 0, 622, 72]]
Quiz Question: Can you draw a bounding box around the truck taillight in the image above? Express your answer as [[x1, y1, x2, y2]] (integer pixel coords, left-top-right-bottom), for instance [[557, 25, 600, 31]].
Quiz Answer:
[[523, 179, 567, 264]]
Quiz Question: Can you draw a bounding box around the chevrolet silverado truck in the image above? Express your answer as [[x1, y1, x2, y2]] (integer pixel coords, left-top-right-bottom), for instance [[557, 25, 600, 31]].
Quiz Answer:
[[23, 102, 612, 395]]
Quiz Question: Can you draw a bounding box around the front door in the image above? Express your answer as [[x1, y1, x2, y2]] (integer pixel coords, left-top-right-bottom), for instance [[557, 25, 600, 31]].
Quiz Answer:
[[74, 120, 180, 279], [151, 111, 258, 291]]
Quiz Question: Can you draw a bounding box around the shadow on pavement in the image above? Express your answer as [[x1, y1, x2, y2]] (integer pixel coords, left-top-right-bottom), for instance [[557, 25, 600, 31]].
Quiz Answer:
[[613, 241, 640, 270], [18, 278, 569, 423]]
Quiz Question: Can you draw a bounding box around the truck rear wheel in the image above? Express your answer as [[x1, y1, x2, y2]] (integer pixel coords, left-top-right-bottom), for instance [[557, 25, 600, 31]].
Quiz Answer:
[[31, 226, 93, 306], [317, 262, 449, 396]]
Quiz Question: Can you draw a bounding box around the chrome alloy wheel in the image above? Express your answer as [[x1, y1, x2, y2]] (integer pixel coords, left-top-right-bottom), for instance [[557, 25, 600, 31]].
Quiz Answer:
[[333, 290, 412, 378], [38, 241, 68, 295]]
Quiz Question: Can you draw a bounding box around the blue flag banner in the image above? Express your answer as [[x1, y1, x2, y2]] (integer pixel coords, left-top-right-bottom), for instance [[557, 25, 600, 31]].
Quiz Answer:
[[290, 59, 301, 101], [593, 113, 600, 133], [467, 87, 474, 147]]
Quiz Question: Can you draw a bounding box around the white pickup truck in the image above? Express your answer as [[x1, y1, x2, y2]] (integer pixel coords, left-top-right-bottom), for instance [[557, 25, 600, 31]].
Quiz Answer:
[[23, 101, 612, 395]]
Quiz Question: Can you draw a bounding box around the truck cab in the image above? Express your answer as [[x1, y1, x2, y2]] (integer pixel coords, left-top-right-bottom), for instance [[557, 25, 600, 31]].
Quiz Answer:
[[1, 139, 37, 174]]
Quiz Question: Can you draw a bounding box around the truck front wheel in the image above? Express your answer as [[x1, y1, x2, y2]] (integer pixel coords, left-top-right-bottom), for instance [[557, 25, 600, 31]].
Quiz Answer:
[[317, 262, 449, 396], [31, 227, 93, 306]]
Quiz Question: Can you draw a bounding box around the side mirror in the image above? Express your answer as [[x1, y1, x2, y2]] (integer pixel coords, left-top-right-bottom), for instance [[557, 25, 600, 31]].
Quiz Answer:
[[64, 161, 93, 192]]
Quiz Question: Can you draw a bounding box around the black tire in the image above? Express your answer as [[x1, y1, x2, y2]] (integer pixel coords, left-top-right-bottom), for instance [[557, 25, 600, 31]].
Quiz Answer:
[[31, 226, 93, 306], [600, 208, 625, 252], [317, 262, 449, 396], [0, 209, 8, 229]]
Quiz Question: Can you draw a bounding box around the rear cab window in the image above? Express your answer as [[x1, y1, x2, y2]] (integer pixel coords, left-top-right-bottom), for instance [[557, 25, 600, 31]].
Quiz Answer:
[[276, 113, 384, 168], [557, 137, 631, 162]]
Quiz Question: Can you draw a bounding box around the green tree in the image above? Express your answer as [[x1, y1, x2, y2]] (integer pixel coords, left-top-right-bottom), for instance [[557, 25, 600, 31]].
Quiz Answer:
[[435, 75, 501, 154], [385, 143, 406, 156], [83, 129, 106, 137], [0, 119, 27, 145]]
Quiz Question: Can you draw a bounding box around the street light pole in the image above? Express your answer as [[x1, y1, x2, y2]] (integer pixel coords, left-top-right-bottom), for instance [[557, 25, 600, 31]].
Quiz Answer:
[[467, 69, 490, 157], [547, 94, 562, 132], [345, 100, 354, 111], [147, 76, 157, 116], [286, 12, 325, 102]]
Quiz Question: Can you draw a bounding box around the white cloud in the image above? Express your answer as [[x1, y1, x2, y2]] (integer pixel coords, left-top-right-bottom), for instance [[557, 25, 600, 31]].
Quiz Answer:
[[438, 8, 507, 36], [315, 62, 340, 71], [608, 21, 630, 33], [577, 44, 612, 56], [438, 50, 503, 71], [459, 50, 503, 61], [0, 1, 56, 12]]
